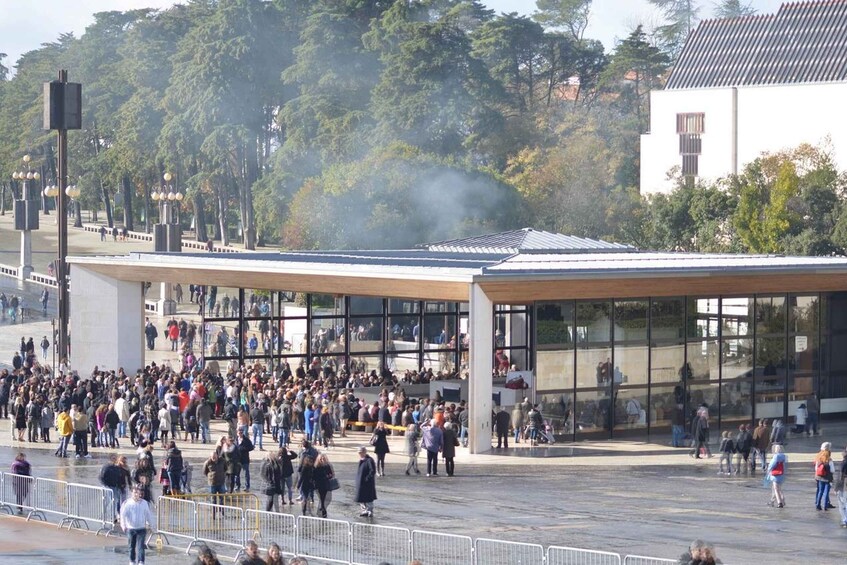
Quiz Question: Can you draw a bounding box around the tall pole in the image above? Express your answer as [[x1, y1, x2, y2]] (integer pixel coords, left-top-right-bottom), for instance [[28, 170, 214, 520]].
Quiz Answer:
[[56, 69, 70, 364]]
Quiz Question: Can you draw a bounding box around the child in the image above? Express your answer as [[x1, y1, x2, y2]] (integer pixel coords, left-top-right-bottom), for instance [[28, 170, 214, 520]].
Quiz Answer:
[[718, 430, 734, 475], [181, 460, 193, 493], [793, 404, 807, 434], [186, 414, 198, 443]]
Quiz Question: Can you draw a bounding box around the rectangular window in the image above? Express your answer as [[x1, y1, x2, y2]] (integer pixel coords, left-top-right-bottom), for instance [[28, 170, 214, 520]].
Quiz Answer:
[[676, 112, 705, 134]]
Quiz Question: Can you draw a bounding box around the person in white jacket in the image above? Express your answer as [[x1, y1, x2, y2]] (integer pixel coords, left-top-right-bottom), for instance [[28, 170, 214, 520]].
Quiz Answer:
[[119, 485, 156, 565]]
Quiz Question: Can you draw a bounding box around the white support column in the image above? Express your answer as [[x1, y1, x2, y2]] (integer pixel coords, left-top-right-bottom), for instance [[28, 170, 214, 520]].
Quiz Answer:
[[158, 281, 177, 316], [468, 282, 493, 454], [71, 266, 144, 375], [19, 230, 32, 280]]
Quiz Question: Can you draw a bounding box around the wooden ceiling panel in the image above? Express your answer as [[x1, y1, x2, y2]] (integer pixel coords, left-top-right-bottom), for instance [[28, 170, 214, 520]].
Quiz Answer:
[[74, 263, 470, 302]]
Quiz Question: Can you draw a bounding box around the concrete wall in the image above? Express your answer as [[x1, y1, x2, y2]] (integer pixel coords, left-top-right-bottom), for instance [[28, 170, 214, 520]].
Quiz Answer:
[[71, 266, 144, 375], [641, 82, 847, 194]]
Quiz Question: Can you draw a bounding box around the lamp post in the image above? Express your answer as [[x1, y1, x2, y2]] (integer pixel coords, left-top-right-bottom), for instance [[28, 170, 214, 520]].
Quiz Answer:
[[152, 172, 183, 315], [11, 154, 41, 280]]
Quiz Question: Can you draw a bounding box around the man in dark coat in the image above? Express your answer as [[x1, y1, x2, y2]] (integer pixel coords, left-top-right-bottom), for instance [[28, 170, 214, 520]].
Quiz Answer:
[[494, 406, 511, 449], [354, 446, 377, 517]]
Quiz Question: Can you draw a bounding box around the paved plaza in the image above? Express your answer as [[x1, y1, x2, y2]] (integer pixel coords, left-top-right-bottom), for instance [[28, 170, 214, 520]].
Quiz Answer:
[[1, 214, 846, 564]]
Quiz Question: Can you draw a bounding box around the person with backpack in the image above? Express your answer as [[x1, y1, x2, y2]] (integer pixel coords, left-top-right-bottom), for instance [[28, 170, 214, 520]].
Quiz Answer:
[[766, 444, 788, 508], [734, 424, 753, 474], [260, 450, 283, 512], [165, 440, 184, 495], [717, 431, 734, 475], [814, 442, 836, 511]]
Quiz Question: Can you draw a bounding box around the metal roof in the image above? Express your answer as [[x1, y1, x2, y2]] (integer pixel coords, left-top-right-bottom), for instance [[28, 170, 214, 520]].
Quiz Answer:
[[666, 0, 847, 89], [483, 251, 847, 277], [421, 228, 634, 254]]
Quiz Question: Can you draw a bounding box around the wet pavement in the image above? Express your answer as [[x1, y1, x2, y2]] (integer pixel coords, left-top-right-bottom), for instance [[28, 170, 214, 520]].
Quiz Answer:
[[1, 419, 846, 564]]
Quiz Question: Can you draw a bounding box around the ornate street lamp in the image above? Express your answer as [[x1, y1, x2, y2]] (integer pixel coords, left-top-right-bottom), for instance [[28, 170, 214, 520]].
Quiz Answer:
[[11, 154, 41, 280]]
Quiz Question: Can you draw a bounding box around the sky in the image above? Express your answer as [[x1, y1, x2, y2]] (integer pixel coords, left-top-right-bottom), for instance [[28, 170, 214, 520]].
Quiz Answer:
[[1, 0, 785, 70]]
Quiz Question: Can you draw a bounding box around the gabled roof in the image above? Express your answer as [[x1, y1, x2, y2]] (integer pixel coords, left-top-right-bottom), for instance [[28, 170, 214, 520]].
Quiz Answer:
[[421, 228, 635, 254], [666, 0, 847, 90]]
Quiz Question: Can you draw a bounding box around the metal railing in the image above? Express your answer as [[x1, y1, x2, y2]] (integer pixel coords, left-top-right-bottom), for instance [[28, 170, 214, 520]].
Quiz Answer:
[[0, 474, 681, 564]]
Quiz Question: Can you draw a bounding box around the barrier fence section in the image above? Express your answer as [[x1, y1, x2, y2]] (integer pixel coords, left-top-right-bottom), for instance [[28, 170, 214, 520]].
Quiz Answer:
[[155, 496, 198, 552], [33, 478, 68, 523], [296, 515, 351, 564], [0, 473, 36, 519], [623, 556, 677, 565], [195, 502, 246, 558], [350, 523, 411, 565], [547, 546, 623, 565], [246, 509, 296, 558], [475, 538, 545, 565], [64, 483, 114, 535], [412, 530, 474, 565]]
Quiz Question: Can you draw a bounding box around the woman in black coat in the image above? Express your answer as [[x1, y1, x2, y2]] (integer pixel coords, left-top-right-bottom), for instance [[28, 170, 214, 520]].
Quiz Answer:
[[371, 421, 390, 476], [297, 456, 316, 516], [354, 446, 377, 517], [313, 453, 335, 518], [13, 397, 27, 441]]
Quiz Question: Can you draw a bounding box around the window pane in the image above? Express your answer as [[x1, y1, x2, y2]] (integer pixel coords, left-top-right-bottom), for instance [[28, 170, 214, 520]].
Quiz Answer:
[[615, 300, 648, 342], [789, 295, 819, 335], [575, 389, 610, 438], [755, 336, 787, 419], [651, 342, 685, 386], [310, 318, 344, 354], [756, 295, 785, 335], [720, 378, 752, 425], [687, 340, 719, 381], [425, 301, 457, 313], [687, 298, 719, 339], [389, 299, 420, 315], [576, 301, 611, 343], [536, 302, 574, 348], [311, 294, 344, 317], [721, 297, 753, 337], [615, 344, 648, 386], [722, 338, 753, 380], [424, 314, 456, 350], [349, 318, 384, 346], [789, 332, 817, 399], [650, 385, 682, 433], [389, 316, 419, 343], [577, 346, 612, 389], [536, 349, 575, 392], [613, 387, 648, 432], [615, 387, 647, 431], [350, 296, 383, 316], [496, 311, 528, 349], [651, 297, 685, 341]]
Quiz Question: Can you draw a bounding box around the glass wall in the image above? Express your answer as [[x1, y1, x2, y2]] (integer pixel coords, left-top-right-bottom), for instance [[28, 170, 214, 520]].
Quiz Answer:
[[535, 292, 842, 442]]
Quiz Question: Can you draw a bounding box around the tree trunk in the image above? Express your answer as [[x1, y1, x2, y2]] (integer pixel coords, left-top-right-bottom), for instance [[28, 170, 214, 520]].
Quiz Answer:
[[0, 182, 5, 215], [101, 181, 113, 227], [91, 209, 98, 223], [122, 175, 134, 231], [216, 184, 228, 246], [243, 136, 259, 250], [73, 201, 83, 228], [194, 191, 208, 242]]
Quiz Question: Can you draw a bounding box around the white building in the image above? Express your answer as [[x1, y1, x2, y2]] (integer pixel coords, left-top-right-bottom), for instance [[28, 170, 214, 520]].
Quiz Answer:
[[640, 0, 847, 194]]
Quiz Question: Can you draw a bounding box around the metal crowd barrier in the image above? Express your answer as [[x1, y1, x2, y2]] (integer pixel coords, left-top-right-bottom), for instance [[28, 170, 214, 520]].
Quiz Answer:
[[0, 479, 682, 565], [476, 537, 545, 565], [296, 515, 351, 564], [623, 556, 677, 565], [246, 509, 296, 557], [155, 495, 199, 551], [32, 478, 68, 523], [0, 473, 37, 520], [547, 546, 623, 565], [63, 482, 116, 535], [195, 502, 246, 556], [350, 522, 411, 565], [411, 530, 474, 565]]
